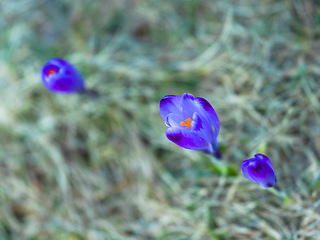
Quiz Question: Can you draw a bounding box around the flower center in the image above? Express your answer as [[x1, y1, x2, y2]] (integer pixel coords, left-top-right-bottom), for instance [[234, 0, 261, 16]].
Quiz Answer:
[[47, 69, 57, 76], [180, 118, 192, 129]]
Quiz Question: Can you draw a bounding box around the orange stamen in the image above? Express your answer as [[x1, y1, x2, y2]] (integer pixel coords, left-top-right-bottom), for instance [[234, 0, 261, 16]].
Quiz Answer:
[[47, 69, 57, 76], [180, 118, 192, 129]]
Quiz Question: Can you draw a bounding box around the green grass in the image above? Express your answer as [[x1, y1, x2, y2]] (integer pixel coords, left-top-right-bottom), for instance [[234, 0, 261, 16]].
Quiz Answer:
[[1, 0, 320, 239]]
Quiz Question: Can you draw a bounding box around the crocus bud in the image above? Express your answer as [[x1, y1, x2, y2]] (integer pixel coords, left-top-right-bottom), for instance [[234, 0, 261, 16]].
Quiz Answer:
[[159, 93, 220, 158], [41, 58, 85, 94], [241, 153, 277, 188]]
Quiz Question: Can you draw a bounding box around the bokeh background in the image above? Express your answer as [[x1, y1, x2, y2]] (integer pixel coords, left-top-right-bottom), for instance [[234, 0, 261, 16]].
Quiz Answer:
[[1, 0, 320, 239]]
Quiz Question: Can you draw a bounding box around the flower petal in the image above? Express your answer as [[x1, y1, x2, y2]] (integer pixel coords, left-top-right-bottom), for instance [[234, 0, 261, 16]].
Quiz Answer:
[[181, 93, 197, 117], [192, 112, 214, 140], [166, 127, 211, 152], [248, 161, 276, 188], [191, 112, 204, 132], [254, 153, 272, 168], [159, 95, 182, 120], [195, 97, 220, 134], [241, 159, 259, 183], [181, 93, 219, 136], [165, 113, 184, 128], [182, 93, 196, 101], [42, 64, 60, 78], [48, 58, 69, 67], [50, 77, 77, 92]]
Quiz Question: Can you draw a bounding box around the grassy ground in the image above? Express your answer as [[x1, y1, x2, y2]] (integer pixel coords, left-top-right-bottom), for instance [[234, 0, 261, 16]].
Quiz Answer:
[[1, 0, 320, 239]]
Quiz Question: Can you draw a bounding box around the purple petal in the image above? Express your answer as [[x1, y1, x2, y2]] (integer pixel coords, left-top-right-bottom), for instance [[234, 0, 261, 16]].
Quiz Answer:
[[194, 97, 220, 134], [182, 93, 196, 101], [165, 112, 217, 155], [181, 95, 218, 153], [42, 64, 60, 78], [191, 112, 214, 141], [241, 159, 259, 183], [181, 93, 198, 117], [248, 161, 276, 188], [191, 112, 203, 131], [159, 95, 182, 120], [166, 127, 212, 152], [165, 113, 184, 128], [181, 93, 219, 137], [48, 58, 69, 67], [50, 77, 77, 92], [254, 153, 272, 168]]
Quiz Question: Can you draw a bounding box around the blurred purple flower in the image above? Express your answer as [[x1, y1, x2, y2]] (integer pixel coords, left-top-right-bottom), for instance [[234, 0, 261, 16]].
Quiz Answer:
[[41, 58, 85, 94], [159, 93, 220, 158], [241, 153, 277, 188]]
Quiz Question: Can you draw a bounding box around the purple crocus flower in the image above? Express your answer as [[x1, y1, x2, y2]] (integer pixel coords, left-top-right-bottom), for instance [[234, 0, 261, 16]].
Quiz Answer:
[[159, 93, 220, 158], [241, 153, 277, 188], [41, 58, 85, 94]]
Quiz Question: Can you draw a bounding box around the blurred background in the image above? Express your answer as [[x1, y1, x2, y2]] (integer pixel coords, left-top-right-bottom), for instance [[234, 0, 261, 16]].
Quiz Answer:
[[1, 0, 320, 239]]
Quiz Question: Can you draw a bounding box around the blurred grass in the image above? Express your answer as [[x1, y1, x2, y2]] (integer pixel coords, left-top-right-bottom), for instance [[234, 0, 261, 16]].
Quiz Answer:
[[0, 0, 320, 239]]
